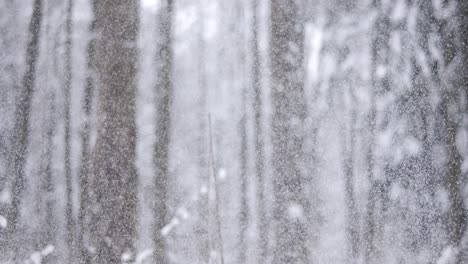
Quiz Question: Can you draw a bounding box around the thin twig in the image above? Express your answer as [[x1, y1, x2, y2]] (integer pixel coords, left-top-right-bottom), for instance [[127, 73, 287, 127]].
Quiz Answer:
[[208, 114, 225, 264]]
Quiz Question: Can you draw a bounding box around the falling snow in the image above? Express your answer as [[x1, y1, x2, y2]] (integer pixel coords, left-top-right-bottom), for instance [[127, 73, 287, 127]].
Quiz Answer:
[[1, 0, 468, 263]]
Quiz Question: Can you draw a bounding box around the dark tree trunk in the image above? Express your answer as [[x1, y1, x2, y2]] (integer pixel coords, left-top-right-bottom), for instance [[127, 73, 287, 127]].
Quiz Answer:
[[437, 0, 467, 257], [237, 2, 248, 263], [457, 0, 468, 262], [239, 105, 248, 264], [441, 93, 466, 249], [153, 0, 174, 263], [409, 1, 438, 257], [92, 0, 139, 262], [239, 71, 248, 264], [7, 0, 43, 257], [270, 0, 309, 263], [40, 90, 58, 264], [341, 98, 358, 262], [78, 0, 97, 263], [0, 0, 19, 254], [252, 0, 268, 262], [63, 0, 74, 260], [364, 1, 389, 262], [462, 0, 468, 115]]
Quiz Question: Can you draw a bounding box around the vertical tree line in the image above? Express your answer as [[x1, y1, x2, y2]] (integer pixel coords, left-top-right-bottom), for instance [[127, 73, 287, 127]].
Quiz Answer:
[[195, 1, 209, 263], [270, 0, 309, 263], [438, 0, 468, 262], [153, 0, 173, 263], [63, 0, 74, 259], [77, 0, 97, 262], [364, 1, 390, 262], [7, 0, 43, 259], [252, 0, 268, 262], [92, 0, 139, 263]]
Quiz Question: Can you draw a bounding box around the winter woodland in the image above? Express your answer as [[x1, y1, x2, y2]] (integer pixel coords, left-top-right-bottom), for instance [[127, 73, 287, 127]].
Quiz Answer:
[[0, 0, 468, 263]]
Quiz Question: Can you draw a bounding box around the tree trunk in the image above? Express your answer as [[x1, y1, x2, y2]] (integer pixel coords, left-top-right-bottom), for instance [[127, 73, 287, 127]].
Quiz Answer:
[[153, 0, 174, 263], [208, 116, 225, 264], [0, 0, 19, 254], [456, 0, 468, 262], [40, 90, 58, 264], [252, 0, 268, 262], [364, 2, 389, 262], [270, 0, 309, 263], [92, 0, 139, 262], [462, 0, 468, 115], [237, 1, 248, 263], [7, 0, 43, 257], [441, 92, 466, 248], [438, 0, 467, 256], [78, 0, 97, 262], [411, 1, 437, 257], [341, 97, 358, 262], [37, 5, 58, 262], [195, 1, 209, 262], [239, 76, 248, 264], [63, 0, 74, 260]]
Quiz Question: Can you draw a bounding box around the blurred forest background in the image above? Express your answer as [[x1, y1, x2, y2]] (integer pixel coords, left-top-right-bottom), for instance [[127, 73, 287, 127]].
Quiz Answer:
[[0, 0, 468, 263]]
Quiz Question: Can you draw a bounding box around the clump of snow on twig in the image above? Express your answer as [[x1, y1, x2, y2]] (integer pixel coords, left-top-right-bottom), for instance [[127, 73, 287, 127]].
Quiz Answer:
[[436, 246, 459, 264], [0, 215, 7, 228], [27, 245, 54, 264], [135, 249, 153, 264]]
